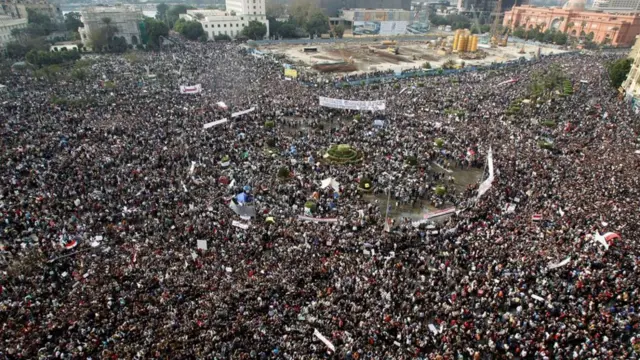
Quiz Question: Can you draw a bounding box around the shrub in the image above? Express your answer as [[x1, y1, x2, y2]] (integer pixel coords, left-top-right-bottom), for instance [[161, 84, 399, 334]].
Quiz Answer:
[[422, 62, 431, 69], [435, 185, 447, 196], [541, 120, 556, 128], [417, 82, 424, 87], [304, 201, 317, 213], [104, 81, 115, 89], [326, 144, 365, 164], [437, 68, 444, 75], [405, 155, 418, 166], [538, 140, 554, 150], [393, 83, 400, 89], [277, 166, 290, 178], [265, 120, 275, 128], [371, 84, 379, 90], [221, 155, 230, 163], [354, 114, 362, 121], [214, 34, 232, 41], [359, 177, 373, 190], [434, 138, 444, 148]]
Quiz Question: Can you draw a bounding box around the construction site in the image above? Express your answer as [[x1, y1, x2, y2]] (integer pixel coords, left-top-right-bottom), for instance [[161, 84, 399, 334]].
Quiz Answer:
[[259, 36, 565, 75], [258, 0, 566, 75]]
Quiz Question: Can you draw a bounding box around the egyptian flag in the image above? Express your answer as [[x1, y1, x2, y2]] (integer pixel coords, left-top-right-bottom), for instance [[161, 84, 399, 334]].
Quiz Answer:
[[63, 239, 78, 249], [532, 214, 542, 222], [603, 232, 620, 246]]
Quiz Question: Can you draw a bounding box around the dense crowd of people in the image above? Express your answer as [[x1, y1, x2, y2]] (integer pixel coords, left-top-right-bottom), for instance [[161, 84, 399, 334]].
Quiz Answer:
[[0, 41, 639, 359]]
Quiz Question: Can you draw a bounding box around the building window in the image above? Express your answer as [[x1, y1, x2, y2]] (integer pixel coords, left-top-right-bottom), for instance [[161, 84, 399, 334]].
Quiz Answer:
[[254, 11, 256, 14], [224, 24, 227, 27], [236, 23, 239, 27], [205, 24, 208, 28], [241, 17, 243, 20], [253, 6, 256, 9]]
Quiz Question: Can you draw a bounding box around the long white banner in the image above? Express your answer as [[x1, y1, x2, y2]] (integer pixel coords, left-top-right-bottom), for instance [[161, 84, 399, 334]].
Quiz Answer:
[[477, 147, 494, 199], [203, 119, 228, 129], [231, 107, 255, 118], [180, 84, 202, 94], [319, 96, 385, 111]]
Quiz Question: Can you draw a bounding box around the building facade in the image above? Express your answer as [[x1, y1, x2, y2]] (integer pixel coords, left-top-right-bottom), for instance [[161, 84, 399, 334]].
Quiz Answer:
[[78, 6, 143, 48], [504, 4, 640, 46], [1, 0, 62, 23], [592, 0, 640, 13], [0, 14, 27, 51], [182, 8, 268, 39], [622, 35, 640, 112]]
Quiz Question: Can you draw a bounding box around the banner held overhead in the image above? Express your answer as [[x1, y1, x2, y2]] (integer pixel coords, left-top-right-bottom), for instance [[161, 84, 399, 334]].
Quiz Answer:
[[319, 96, 386, 111]]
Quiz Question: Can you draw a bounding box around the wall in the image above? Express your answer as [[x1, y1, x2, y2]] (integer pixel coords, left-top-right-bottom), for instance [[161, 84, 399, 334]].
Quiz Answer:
[[504, 5, 640, 46]]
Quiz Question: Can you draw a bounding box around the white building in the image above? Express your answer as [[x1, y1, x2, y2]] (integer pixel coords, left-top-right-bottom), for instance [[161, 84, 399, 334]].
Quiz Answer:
[[0, 15, 28, 51], [592, 0, 640, 12], [181, 9, 269, 39], [78, 5, 143, 48]]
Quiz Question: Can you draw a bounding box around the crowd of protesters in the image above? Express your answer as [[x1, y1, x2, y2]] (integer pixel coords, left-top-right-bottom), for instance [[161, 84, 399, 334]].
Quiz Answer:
[[0, 41, 639, 359]]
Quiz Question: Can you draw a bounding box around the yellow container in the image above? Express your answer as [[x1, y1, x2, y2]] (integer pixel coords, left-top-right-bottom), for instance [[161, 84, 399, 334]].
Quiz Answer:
[[452, 30, 461, 50], [471, 35, 478, 52], [458, 35, 468, 52]]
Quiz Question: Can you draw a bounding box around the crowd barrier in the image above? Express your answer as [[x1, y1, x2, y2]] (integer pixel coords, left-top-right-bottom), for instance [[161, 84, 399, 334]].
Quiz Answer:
[[326, 51, 580, 88]]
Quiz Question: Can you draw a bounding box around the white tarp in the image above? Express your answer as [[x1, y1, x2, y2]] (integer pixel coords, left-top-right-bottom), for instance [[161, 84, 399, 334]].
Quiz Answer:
[[319, 96, 385, 111], [216, 101, 228, 109], [321, 178, 340, 192], [180, 84, 202, 94], [231, 107, 255, 118], [477, 147, 494, 199], [229, 203, 256, 218], [203, 119, 228, 129], [197, 240, 208, 250], [313, 329, 336, 352]]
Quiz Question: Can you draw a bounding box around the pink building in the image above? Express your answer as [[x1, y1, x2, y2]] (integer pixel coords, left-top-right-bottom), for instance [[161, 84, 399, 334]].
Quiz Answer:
[[503, 2, 640, 46]]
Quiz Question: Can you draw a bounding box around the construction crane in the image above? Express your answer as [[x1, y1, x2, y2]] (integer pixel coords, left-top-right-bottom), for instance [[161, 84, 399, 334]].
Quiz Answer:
[[489, 0, 503, 47]]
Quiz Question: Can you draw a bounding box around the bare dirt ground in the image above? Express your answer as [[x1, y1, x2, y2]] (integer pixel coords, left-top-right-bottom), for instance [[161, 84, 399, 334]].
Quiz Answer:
[[259, 39, 567, 75]]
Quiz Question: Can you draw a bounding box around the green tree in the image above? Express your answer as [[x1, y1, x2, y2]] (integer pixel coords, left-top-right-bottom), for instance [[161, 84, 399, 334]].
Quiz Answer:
[[174, 18, 205, 41], [553, 31, 567, 45], [5, 38, 47, 59], [64, 12, 83, 33], [144, 17, 169, 46], [26, 9, 57, 36], [607, 58, 633, 88], [290, 0, 315, 26], [242, 20, 267, 40], [166, 5, 193, 28], [266, 3, 286, 18], [279, 23, 298, 38], [305, 11, 329, 36], [333, 24, 345, 38], [156, 3, 169, 22]]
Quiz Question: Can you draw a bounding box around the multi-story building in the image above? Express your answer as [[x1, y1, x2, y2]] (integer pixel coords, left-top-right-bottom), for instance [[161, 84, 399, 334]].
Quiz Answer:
[[592, 0, 640, 13], [1, 0, 62, 23], [182, 2, 269, 40], [504, 2, 640, 46], [0, 14, 27, 51], [78, 5, 143, 47], [622, 35, 640, 111], [321, 0, 411, 16]]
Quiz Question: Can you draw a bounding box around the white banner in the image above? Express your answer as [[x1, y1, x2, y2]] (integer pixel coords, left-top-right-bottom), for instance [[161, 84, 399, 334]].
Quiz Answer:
[[297, 215, 338, 223], [319, 96, 385, 111], [197, 240, 208, 250], [231, 107, 256, 118], [232, 220, 250, 230], [203, 119, 228, 129], [180, 84, 202, 94], [477, 147, 494, 199], [313, 329, 336, 352], [548, 257, 571, 269]]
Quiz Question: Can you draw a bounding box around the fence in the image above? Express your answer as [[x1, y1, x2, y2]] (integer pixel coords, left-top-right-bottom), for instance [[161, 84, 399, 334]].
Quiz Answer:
[[325, 51, 580, 88]]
